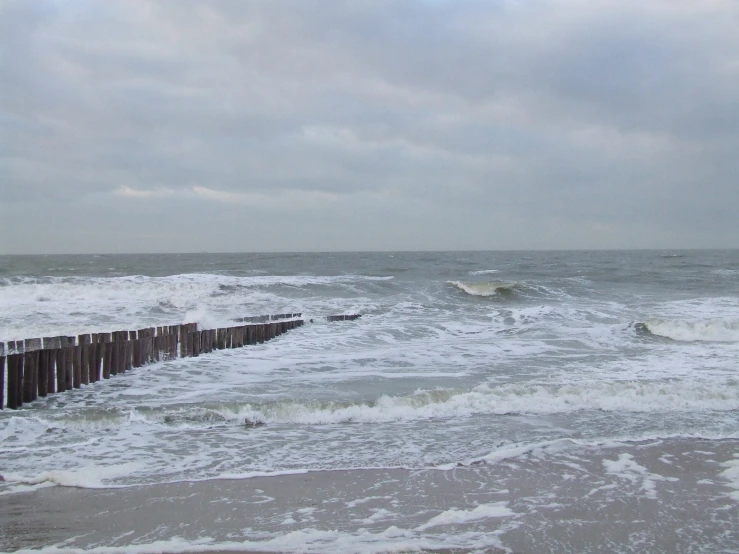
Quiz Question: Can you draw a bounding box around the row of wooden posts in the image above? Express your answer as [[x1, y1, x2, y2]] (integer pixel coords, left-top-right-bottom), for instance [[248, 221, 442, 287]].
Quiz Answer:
[[0, 314, 304, 411]]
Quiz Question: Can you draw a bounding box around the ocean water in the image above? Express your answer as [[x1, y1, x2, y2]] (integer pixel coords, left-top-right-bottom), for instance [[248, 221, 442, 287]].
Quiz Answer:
[[1, 250, 738, 553]]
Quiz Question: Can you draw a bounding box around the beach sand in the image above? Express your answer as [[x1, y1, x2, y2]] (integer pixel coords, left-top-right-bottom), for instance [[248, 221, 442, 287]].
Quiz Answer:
[[2, 438, 738, 553]]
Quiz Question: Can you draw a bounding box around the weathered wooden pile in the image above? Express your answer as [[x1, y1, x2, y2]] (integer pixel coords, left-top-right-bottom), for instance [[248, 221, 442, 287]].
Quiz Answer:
[[326, 314, 362, 322], [0, 314, 304, 411]]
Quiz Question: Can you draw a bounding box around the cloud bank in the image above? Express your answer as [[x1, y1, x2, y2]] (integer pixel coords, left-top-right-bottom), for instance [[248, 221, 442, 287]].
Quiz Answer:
[[1, 0, 738, 253]]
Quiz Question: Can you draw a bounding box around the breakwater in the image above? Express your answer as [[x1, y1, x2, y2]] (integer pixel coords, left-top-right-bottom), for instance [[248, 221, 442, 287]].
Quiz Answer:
[[0, 313, 305, 410]]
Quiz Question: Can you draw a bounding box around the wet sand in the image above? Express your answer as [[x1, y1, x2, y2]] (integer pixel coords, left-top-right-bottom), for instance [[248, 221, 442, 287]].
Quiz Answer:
[[2, 438, 738, 553]]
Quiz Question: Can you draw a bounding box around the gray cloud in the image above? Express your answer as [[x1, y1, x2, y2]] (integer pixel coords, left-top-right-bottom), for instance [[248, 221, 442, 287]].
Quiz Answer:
[[1, 0, 738, 253]]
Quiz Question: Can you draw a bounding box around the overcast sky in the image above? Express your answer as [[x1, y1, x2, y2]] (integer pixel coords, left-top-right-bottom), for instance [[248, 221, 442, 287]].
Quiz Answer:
[[1, 0, 738, 253]]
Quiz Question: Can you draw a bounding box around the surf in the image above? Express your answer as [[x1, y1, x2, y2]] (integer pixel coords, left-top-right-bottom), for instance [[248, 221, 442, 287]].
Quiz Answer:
[[636, 318, 739, 342], [447, 280, 517, 298]]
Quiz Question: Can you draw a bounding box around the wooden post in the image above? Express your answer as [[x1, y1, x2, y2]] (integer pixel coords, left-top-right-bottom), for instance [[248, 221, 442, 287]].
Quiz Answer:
[[7, 349, 23, 409], [197, 331, 204, 354], [109, 332, 118, 376], [43, 338, 58, 394], [55, 339, 66, 392], [7, 342, 15, 409], [152, 334, 159, 362], [119, 333, 127, 374], [24, 338, 41, 403], [154, 330, 161, 362], [179, 325, 186, 357], [137, 333, 144, 366], [0, 343, 4, 409], [118, 332, 127, 374], [190, 331, 199, 357], [169, 326, 177, 359], [110, 332, 123, 375], [89, 334, 99, 382], [141, 329, 148, 365], [99, 333, 106, 378], [164, 333, 171, 361], [158, 333, 164, 361], [139, 330, 146, 365], [146, 331, 151, 362], [124, 338, 132, 371], [147, 328, 154, 363], [181, 327, 189, 357], [113, 332, 121, 373], [163, 329, 170, 360], [37, 346, 49, 398], [78, 334, 91, 385], [143, 329, 151, 364], [64, 338, 75, 391], [127, 331, 136, 369], [73, 344, 82, 388], [122, 332, 130, 372], [156, 328, 163, 361], [132, 336, 141, 368], [98, 333, 113, 379]]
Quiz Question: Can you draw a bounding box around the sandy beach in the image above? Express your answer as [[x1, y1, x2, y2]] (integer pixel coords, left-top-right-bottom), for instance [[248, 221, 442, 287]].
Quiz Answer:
[[2, 438, 738, 553]]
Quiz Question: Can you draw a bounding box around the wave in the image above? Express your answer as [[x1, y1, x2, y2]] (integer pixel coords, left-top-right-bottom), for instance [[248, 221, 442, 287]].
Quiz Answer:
[[16, 379, 739, 434], [447, 281, 517, 298], [1, 462, 141, 490], [469, 269, 500, 276], [637, 318, 739, 342]]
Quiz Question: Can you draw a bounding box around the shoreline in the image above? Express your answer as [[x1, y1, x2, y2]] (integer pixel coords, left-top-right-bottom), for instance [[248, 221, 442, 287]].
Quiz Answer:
[[2, 437, 738, 554]]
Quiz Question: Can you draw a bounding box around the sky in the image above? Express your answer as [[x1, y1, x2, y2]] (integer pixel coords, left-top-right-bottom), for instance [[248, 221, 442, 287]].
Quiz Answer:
[[1, 0, 738, 254]]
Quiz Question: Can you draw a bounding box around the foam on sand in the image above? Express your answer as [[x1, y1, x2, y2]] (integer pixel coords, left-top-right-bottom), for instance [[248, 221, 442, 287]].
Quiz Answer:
[[416, 502, 516, 530], [602, 453, 677, 499], [720, 455, 739, 502], [1, 463, 142, 492]]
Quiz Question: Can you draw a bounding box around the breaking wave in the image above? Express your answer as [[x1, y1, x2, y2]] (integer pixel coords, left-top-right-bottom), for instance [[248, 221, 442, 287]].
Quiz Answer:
[[637, 318, 739, 342], [18, 379, 739, 433], [447, 281, 517, 298]]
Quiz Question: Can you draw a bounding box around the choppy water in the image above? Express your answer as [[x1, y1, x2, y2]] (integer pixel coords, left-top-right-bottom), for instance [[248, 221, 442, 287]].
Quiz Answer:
[[1, 251, 738, 553]]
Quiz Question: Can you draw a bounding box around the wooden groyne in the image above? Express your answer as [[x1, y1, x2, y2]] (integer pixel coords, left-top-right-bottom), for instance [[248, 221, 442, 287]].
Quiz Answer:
[[0, 314, 304, 410], [326, 314, 362, 322]]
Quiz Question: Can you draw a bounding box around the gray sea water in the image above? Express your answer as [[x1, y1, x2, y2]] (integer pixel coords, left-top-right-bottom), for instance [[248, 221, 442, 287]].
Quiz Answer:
[[1, 250, 738, 553]]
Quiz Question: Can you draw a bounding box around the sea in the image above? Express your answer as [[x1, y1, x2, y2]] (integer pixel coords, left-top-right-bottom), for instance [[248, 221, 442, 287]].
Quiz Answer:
[[0, 250, 738, 554]]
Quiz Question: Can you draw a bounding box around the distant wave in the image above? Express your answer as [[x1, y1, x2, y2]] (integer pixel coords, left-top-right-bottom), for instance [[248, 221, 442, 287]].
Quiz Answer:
[[469, 269, 500, 276], [636, 318, 739, 342], [447, 280, 517, 298]]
